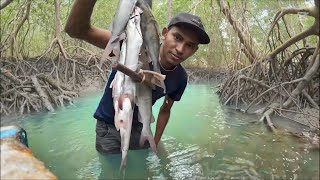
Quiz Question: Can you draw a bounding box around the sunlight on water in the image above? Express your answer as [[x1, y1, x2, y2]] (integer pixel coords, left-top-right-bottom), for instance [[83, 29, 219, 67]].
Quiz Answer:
[[2, 83, 319, 179]]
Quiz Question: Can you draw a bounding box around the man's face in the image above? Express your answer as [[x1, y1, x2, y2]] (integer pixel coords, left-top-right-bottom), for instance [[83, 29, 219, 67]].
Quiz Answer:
[[160, 25, 199, 68]]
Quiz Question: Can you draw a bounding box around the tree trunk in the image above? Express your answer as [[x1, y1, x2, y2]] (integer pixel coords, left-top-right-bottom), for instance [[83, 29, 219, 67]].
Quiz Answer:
[[167, 0, 172, 24], [217, 0, 257, 64], [31, 76, 54, 112], [0, 0, 13, 10], [54, 0, 61, 39], [10, 0, 31, 58]]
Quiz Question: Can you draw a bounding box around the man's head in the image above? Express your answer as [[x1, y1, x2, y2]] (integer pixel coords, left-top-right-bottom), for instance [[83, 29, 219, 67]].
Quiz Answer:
[[168, 13, 210, 44], [160, 13, 210, 69]]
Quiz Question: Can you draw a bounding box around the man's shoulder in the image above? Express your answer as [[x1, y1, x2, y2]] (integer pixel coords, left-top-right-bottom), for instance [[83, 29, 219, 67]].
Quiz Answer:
[[163, 64, 188, 88], [176, 64, 188, 81]]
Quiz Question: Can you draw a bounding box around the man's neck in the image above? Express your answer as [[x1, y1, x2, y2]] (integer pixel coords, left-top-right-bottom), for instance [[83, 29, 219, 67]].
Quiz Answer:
[[159, 58, 176, 71], [159, 45, 176, 71]]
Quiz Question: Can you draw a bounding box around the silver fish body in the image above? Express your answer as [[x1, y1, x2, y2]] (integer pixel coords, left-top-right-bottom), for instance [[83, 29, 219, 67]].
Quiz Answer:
[[136, 52, 157, 152], [111, 7, 143, 171], [136, 0, 166, 92]]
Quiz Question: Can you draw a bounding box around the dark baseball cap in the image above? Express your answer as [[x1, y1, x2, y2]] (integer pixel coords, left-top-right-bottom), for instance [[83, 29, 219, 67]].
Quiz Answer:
[[168, 13, 210, 44]]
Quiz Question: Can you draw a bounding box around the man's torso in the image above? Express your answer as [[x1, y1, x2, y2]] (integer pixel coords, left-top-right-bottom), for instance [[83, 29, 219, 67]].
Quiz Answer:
[[93, 61, 188, 125]]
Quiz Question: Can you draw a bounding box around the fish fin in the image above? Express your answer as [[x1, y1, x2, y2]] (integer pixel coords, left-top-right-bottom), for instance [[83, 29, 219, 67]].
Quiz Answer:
[[104, 34, 128, 64], [135, 6, 143, 15], [114, 119, 121, 131], [102, 39, 116, 59], [139, 134, 157, 153], [111, 33, 126, 60], [119, 32, 126, 42]]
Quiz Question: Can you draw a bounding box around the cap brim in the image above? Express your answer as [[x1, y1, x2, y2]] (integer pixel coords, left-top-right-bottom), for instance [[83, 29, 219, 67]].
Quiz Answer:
[[173, 22, 210, 44]]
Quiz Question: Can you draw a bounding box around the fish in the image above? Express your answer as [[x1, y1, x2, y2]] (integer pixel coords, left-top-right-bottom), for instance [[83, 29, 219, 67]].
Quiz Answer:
[[102, 0, 137, 63], [135, 53, 157, 153], [136, 0, 166, 93], [110, 7, 143, 171], [109, 0, 164, 170], [112, 41, 134, 171]]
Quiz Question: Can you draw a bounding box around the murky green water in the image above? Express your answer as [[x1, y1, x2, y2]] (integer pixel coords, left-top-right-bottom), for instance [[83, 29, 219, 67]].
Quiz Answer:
[[2, 83, 319, 179]]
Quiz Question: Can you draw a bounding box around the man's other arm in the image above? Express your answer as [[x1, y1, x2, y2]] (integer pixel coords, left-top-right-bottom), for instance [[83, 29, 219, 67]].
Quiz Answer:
[[154, 95, 174, 146], [64, 0, 111, 49]]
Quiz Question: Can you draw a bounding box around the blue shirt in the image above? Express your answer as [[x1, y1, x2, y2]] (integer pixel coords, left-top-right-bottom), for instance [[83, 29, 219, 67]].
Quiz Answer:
[[93, 64, 187, 125]]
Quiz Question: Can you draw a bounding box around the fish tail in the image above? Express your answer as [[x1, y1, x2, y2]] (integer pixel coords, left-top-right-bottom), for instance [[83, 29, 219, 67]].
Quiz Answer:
[[139, 134, 157, 153], [148, 136, 157, 153], [119, 156, 127, 173]]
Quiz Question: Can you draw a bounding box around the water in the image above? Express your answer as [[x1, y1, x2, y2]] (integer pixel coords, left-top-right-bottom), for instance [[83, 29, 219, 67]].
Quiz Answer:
[[2, 83, 319, 179]]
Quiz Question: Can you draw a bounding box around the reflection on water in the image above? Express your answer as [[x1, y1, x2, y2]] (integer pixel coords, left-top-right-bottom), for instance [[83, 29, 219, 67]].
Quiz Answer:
[[1, 83, 319, 179]]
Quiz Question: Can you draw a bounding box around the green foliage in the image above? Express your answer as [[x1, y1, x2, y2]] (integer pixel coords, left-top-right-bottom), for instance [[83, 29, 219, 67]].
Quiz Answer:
[[91, 0, 118, 30], [0, 0, 317, 68], [0, 1, 18, 38]]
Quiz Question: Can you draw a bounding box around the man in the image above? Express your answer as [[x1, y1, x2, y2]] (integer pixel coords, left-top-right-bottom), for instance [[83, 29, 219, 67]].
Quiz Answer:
[[65, 0, 210, 154]]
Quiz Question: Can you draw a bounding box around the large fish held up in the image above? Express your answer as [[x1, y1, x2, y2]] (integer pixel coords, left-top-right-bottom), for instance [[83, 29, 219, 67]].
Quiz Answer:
[[110, 7, 143, 171], [135, 51, 157, 154], [102, 0, 166, 93], [106, 0, 164, 171]]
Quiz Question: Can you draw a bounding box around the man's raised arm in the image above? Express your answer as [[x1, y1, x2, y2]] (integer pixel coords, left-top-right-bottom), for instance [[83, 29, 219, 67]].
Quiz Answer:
[[64, 0, 111, 49]]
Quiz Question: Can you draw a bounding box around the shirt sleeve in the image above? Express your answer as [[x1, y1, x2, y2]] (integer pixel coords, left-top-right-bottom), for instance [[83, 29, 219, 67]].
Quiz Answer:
[[168, 77, 187, 101]]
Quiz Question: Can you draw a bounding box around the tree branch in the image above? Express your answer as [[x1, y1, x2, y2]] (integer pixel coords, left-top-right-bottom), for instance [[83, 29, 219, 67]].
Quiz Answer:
[[0, 0, 13, 10]]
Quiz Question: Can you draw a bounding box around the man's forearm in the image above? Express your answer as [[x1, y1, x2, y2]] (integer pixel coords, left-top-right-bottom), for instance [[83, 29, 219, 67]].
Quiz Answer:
[[64, 0, 111, 49], [154, 109, 170, 146], [65, 0, 97, 38]]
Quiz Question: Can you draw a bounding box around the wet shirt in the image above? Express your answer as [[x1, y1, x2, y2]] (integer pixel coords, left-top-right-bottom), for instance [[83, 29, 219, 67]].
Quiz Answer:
[[93, 63, 187, 125]]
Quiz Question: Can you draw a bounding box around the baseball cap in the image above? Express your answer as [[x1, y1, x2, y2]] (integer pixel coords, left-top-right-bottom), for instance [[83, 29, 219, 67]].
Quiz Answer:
[[168, 13, 210, 44]]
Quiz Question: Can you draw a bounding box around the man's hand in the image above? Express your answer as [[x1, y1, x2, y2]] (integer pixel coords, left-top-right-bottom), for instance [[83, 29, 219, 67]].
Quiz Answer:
[[137, 69, 165, 89], [111, 63, 166, 89]]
